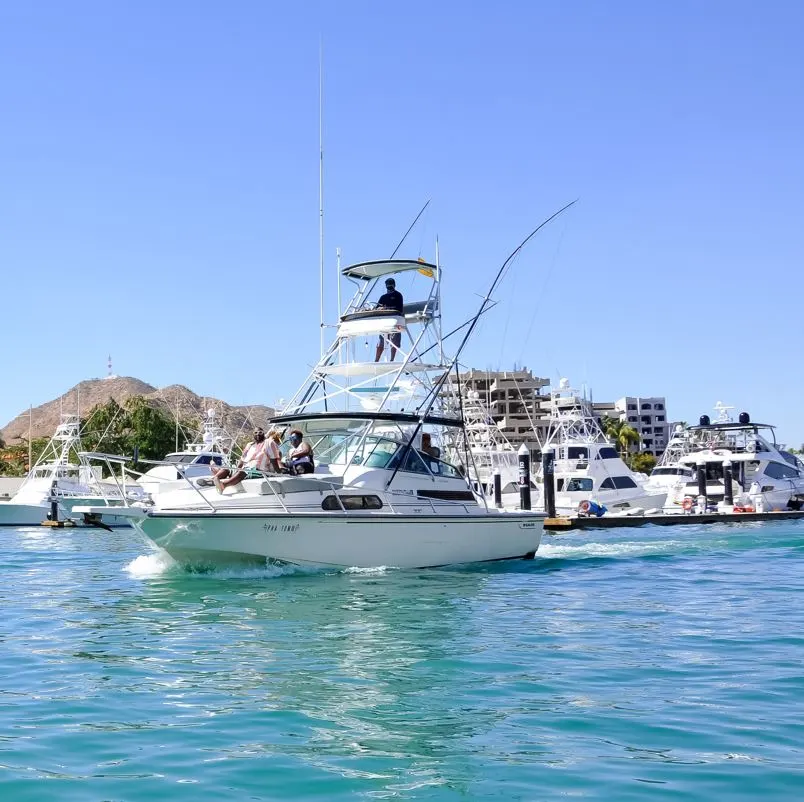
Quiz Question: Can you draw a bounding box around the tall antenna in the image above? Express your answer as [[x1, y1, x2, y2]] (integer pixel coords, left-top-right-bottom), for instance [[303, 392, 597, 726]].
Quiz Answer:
[[107, 354, 113, 378], [318, 38, 325, 357]]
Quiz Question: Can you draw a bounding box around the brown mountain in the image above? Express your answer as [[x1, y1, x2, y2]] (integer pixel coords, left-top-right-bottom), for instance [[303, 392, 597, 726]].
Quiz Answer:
[[0, 376, 275, 445]]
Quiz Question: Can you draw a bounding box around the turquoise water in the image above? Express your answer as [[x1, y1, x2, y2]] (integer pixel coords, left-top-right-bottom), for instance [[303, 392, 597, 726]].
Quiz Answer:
[[1, 522, 804, 800]]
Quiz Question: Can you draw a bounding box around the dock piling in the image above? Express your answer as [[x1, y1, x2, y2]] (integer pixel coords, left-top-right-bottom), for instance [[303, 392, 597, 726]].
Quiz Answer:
[[541, 448, 556, 518]]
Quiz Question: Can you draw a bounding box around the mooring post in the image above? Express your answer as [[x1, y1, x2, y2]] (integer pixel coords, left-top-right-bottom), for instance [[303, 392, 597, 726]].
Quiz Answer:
[[541, 448, 556, 518], [723, 460, 734, 506], [696, 461, 707, 513], [48, 479, 59, 523], [518, 444, 532, 511], [493, 468, 502, 508]]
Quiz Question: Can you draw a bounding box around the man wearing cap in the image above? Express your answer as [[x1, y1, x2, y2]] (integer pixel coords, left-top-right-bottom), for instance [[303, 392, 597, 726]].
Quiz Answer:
[[374, 277, 404, 362]]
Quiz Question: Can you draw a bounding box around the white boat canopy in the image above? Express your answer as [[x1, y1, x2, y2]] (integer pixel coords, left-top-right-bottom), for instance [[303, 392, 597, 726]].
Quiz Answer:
[[341, 259, 437, 280]]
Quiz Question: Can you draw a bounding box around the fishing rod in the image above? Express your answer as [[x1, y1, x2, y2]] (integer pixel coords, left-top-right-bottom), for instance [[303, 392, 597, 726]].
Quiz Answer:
[[389, 199, 431, 260], [384, 198, 578, 488], [426, 199, 577, 406]]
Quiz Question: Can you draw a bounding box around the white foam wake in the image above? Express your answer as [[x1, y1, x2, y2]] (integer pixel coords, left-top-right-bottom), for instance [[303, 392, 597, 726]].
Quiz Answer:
[[124, 550, 176, 578]]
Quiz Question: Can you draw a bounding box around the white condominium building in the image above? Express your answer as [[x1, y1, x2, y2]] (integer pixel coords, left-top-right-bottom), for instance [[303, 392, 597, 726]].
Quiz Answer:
[[442, 368, 550, 457], [615, 396, 669, 456]]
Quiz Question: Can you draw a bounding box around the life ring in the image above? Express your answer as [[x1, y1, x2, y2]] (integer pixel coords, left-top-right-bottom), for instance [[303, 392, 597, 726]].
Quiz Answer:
[[578, 500, 591, 515], [682, 497, 694, 511]]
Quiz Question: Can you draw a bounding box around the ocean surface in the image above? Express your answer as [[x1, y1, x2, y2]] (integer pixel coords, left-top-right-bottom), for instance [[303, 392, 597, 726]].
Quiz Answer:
[[1, 521, 803, 800]]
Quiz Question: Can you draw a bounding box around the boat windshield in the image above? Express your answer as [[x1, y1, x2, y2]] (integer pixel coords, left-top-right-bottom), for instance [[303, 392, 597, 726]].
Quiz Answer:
[[691, 426, 774, 452], [163, 453, 222, 465], [651, 467, 693, 477], [31, 464, 80, 479]]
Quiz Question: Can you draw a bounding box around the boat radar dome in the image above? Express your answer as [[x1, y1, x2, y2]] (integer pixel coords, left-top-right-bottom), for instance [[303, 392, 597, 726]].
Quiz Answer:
[[738, 412, 750, 425], [559, 378, 570, 390], [699, 414, 711, 426], [674, 424, 684, 433]]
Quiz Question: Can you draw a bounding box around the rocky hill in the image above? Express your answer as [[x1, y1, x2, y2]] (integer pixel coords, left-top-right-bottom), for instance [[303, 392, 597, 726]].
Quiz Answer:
[[0, 376, 275, 445]]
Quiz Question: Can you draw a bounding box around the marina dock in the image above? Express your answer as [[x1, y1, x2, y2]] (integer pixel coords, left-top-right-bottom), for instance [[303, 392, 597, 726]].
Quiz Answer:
[[545, 509, 804, 532]]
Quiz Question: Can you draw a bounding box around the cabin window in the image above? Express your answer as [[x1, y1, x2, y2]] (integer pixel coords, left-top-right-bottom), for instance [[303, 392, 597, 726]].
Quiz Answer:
[[567, 447, 589, 460], [563, 477, 593, 492], [651, 467, 691, 477], [764, 462, 800, 480], [322, 495, 383, 511], [598, 447, 619, 460], [600, 476, 639, 490]]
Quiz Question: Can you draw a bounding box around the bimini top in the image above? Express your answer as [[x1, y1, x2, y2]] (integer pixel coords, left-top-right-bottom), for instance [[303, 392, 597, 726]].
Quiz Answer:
[[341, 259, 437, 280], [689, 422, 774, 432], [270, 411, 463, 429]]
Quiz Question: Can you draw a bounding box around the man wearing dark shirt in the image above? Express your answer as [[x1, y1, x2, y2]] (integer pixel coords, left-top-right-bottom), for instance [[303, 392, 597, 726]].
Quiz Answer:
[[374, 277, 404, 362]]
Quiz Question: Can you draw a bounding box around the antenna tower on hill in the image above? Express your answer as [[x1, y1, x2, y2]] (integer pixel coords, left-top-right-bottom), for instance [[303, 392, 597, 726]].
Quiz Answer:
[[105, 354, 117, 380]]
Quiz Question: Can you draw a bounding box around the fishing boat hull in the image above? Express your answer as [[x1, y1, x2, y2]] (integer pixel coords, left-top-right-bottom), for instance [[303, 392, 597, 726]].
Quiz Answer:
[[0, 498, 132, 527], [127, 509, 544, 568]]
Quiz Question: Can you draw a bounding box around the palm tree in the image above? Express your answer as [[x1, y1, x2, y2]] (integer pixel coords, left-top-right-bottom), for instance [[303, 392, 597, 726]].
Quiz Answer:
[[600, 416, 640, 460]]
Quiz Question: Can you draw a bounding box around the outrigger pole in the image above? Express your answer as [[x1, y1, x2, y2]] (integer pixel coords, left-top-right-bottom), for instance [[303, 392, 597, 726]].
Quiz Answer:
[[384, 198, 578, 488]]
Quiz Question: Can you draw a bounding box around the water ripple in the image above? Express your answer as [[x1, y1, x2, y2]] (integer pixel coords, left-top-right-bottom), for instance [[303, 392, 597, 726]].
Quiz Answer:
[[0, 524, 803, 798]]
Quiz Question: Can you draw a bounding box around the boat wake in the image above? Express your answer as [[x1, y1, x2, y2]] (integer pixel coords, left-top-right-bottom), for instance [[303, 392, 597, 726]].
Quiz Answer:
[[538, 538, 686, 561], [123, 551, 395, 580], [124, 550, 177, 578]]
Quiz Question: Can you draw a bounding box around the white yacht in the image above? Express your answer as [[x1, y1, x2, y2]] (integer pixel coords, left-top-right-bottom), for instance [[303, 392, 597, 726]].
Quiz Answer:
[[0, 415, 132, 527], [666, 404, 804, 512], [642, 423, 695, 498], [78, 258, 545, 568], [539, 380, 667, 515]]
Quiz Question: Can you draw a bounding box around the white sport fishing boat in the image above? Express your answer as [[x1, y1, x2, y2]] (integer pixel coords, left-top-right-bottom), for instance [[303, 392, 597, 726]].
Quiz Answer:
[[541, 380, 667, 515], [78, 256, 545, 568], [666, 404, 804, 512], [0, 415, 131, 527]]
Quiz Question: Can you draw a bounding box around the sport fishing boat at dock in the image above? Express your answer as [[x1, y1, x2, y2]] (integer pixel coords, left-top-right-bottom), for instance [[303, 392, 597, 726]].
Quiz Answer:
[[0, 415, 132, 527], [77, 257, 545, 568], [538, 380, 668, 516]]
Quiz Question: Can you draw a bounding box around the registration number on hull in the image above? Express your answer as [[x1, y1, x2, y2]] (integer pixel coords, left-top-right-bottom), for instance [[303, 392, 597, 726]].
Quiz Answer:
[[263, 523, 301, 534]]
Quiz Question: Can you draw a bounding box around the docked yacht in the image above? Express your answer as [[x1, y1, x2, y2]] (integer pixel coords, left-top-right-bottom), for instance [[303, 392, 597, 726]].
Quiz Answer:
[[666, 404, 804, 512], [0, 415, 132, 527], [642, 423, 695, 497], [540, 380, 668, 515], [78, 258, 545, 568], [135, 408, 232, 497]]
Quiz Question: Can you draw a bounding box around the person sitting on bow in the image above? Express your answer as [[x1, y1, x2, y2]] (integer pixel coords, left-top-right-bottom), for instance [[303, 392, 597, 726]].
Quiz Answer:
[[374, 277, 404, 362], [284, 429, 315, 475], [212, 427, 275, 492]]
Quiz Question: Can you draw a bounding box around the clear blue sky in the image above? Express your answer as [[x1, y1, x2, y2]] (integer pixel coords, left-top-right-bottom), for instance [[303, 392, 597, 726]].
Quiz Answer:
[[2, 1, 803, 445]]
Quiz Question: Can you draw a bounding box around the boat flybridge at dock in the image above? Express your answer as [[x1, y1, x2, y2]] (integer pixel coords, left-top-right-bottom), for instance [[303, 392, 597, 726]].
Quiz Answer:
[[77, 256, 545, 568]]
